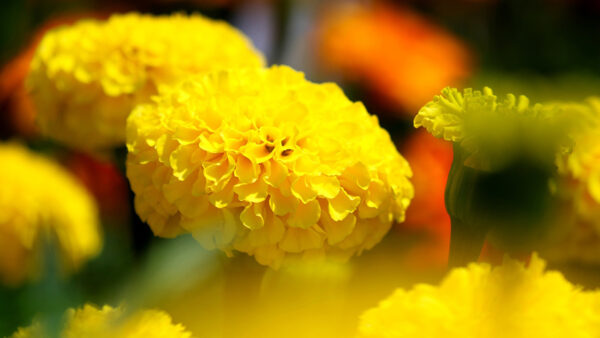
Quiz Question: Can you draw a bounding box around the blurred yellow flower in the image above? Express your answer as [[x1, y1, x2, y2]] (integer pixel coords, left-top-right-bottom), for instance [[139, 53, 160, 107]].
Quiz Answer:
[[126, 65, 413, 268], [414, 87, 575, 171], [543, 98, 600, 263], [358, 254, 600, 338], [0, 143, 101, 285], [11, 304, 191, 338], [27, 12, 265, 150], [317, 2, 471, 114]]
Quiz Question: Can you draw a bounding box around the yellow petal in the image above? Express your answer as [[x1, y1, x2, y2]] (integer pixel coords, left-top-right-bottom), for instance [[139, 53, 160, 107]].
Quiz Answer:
[[309, 175, 340, 199], [287, 199, 321, 229], [279, 226, 325, 253], [328, 188, 361, 221], [365, 179, 388, 209], [240, 203, 266, 230], [264, 159, 288, 187], [291, 176, 317, 203], [234, 176, 268, 203], [268, 187, 298, 216], [320, 204, 356, 245], [234, 155, 260, 184]]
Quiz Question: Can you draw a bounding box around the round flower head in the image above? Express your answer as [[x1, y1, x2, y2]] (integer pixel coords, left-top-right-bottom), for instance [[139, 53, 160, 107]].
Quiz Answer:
[[27, 12, 265, 150], [358, 254, 600, 338], [0, 143, 101, 285], [11, 304, 191, 338], [126, 65, 413, 267]]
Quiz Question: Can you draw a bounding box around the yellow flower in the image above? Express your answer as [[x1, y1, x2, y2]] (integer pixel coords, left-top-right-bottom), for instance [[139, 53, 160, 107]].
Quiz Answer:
[[27, 12, 265, 150], [414, 87, 575, 171], [0, 143, 101, 285], [11, 304, 191, 338], [126, 65, 413, 267], [358, 254, 600, 338], [542, 98, 600, 263]]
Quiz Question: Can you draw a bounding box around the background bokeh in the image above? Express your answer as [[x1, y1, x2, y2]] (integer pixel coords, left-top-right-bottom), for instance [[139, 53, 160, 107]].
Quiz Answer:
[[1, 0, 600, 337]]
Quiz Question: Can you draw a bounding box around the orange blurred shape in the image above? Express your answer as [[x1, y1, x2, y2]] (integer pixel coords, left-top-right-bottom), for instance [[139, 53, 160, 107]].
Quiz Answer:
[[65, 152, 130, 223], [0, 11, 112, 138], [398, 130, 453, 267], [317, 1, 472, 115]]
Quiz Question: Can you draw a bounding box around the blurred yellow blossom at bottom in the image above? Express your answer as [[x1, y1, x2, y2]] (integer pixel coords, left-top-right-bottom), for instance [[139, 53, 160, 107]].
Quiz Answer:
[[11, 304, 191, 338], [0, 143, 101, 285], [358, 254, 600, 338]]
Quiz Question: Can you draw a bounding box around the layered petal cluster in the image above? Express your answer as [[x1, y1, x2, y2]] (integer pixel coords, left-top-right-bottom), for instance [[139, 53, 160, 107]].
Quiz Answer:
[[317, 2, 471, 113], [126, 65, 413, 267], [414, 87, 576, 170], [358, 254, 600, 338], [27, 12, 264, 150], [11, 304, 191, 338], [0, 144, 101, 285]]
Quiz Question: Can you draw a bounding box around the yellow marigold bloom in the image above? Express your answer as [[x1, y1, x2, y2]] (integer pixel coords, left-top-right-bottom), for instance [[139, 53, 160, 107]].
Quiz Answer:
[[543, 98, 600, 263], [0, 143, 101, 285], [27, 12, 265, 150], [126, 65, 413, 267], [358, 254, 600, 338], [414, 87, 576, 171], [11, 304, 191, 338]]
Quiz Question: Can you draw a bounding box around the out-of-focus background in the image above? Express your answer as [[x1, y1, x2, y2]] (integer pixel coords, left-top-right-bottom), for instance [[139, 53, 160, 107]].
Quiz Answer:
[[1, 1, 600, 337]]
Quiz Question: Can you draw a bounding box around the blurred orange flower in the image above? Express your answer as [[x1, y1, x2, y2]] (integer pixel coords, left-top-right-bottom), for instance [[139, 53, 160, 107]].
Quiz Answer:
[[317, 2, 471, 115], [0, 12, 111, 138], [398, 130, 452, 266]]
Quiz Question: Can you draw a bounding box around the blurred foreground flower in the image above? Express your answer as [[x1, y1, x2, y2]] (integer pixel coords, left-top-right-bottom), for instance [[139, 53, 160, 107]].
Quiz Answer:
[[414, 87, 583, 265], [317, 2, 471, 114], [27, 12, 264, 151], [11, 304, 191, 337], [126, 65, 413, 267], [0, 144, 101, 285], [358, 254, 600, 338]]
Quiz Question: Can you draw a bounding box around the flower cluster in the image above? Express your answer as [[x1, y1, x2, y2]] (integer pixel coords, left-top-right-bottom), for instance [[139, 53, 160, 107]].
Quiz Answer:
[[11, 304, 191, 338], [358, 254, 600, 338], [27, 12, 265, 150], [126, 65, 413, 267], [0, 143, 101, 285]]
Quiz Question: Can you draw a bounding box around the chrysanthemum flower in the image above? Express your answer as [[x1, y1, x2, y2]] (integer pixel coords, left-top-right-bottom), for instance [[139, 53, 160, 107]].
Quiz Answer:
[[0, 143, 101, 285], [358, 254, 600, 338], [11, 304, 191, 338], [126, 65, 413, 267], [317, 2, 471, 114], [27, 12, 265, 150]]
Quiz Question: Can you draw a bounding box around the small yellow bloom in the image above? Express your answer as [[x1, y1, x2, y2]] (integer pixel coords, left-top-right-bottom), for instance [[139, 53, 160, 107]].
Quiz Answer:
[[0, 143, 101, 285], [126, 65, 413, 267], [11, 304, 191, 338], [27, 12, 265, 150], [358, 254, 600, 338]]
